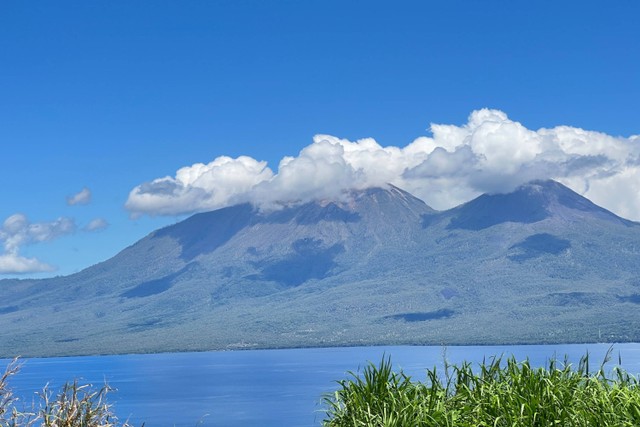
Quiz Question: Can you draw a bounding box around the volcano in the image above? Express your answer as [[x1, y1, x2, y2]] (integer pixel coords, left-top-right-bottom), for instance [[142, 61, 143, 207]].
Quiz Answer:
[[1, 181, 640, 357]]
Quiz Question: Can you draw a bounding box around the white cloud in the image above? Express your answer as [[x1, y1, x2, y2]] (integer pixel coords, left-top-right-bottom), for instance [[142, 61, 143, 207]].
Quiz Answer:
[[1, 214, 76, 253], [0, 214, 76, 274], [84, 218, 109, 232], [125, 156, 274, 216], [125, 109, 640, 221], [66, 187, 92, 206], [0, 254, 54, 274]]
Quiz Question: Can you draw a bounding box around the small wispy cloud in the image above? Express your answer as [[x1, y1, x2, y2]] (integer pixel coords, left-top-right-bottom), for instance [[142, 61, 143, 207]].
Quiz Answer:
[[0, 213, 76, 274], [66, 187, 92, 206], [125, 109, 640, 221], [83, 218, 109, 232]]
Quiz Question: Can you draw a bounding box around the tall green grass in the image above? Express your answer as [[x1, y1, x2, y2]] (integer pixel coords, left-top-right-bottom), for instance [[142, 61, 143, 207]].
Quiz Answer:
[[323, 350, 640, 426]]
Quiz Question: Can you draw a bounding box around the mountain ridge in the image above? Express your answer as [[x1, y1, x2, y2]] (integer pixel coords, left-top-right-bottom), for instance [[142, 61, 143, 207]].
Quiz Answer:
[[1, 180, 640, 357]]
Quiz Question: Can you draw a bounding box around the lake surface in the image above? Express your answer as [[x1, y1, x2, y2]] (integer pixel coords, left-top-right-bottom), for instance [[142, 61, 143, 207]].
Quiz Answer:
[[2, 344, 640, 426]]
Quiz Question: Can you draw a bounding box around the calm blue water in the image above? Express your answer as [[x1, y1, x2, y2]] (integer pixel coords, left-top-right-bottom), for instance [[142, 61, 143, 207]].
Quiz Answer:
[[2, 344, 640, 426]]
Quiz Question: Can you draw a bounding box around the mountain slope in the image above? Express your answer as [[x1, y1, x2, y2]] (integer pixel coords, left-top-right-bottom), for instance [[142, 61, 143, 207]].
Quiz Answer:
[[1, 181, 640, 357], [443, 180, 634, 230]]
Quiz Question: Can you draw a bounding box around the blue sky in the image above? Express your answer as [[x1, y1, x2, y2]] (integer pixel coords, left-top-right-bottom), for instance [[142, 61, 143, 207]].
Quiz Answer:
[[1, 1, 639, 278]]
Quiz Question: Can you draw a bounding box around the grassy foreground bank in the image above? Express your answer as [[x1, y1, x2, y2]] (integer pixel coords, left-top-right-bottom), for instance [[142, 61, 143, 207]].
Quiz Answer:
[[322, 352, 640, 426], [5, 351, 640, 426]]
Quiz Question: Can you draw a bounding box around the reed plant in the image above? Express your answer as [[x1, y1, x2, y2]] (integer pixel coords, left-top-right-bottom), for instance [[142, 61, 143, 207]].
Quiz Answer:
[[0, 359, 134, 427], [323, 350, 640, 426]]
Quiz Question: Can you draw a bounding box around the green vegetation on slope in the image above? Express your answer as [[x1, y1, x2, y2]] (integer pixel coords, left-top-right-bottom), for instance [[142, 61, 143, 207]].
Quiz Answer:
[[323, 351, 640, 426], [6, 183, 640, 358]]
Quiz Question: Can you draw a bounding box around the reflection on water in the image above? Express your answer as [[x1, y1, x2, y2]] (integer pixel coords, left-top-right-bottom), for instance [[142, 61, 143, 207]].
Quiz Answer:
[[2, 344, 640, 427]]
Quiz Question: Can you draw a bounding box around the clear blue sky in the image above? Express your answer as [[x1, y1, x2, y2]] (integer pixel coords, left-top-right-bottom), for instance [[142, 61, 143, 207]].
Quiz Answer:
[[1, 1, 639, 278]]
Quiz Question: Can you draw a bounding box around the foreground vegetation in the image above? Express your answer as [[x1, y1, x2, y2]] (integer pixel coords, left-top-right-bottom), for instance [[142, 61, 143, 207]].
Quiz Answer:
[[5, 350, 640, 426], [0, 359, 134, 427], [323, 351, 640, 426]]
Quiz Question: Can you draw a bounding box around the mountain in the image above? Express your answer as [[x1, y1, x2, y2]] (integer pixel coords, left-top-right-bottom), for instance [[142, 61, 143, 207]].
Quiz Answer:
[[2, 181, 640, 357]]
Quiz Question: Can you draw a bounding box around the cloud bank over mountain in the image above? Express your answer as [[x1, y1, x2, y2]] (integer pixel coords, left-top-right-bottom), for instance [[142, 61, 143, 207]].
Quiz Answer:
[[126, 109, 640, 220]]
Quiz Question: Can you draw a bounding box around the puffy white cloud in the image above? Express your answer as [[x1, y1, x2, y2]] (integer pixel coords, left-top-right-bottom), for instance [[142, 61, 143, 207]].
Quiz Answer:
[[125, 156, 274, 216], [66, 187, 92, 206], [84, 218, 109, 232], [125, 109, 640, 221], [0, 214, 76, 274], [1, 214, 76, 253], [0, 254, 54, 274]]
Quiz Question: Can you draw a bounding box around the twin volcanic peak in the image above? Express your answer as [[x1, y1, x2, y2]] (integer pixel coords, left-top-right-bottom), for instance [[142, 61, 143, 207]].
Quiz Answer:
[[1, 180, 640, 357], [436, 179, 631, 231]]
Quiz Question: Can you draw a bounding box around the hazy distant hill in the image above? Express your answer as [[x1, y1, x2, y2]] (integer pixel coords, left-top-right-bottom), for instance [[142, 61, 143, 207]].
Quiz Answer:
[[2, 181, 640, 357]]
